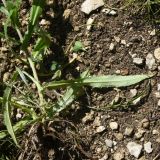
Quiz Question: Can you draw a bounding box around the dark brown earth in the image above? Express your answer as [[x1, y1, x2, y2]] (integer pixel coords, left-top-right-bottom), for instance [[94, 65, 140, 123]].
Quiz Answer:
[[0, 0, 160, 160]]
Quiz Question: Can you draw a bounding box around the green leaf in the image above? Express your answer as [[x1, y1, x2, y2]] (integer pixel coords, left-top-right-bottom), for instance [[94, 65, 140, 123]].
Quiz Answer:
[[2, 72, 18, 146], [47, 70, 90, 117], [22, 0, 46, 50], [44, 74, 152, 89], [0, 119, 34, 139], [16, 67, 29, 87], [72, 41, 86, 52], [32, 31, 51, 61], [50, 61, 58, 71]]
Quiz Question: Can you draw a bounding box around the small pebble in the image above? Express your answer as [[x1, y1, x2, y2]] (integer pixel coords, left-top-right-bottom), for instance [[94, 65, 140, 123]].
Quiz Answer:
[[3, 72, 10, 82], [135, 129, 145, 139], [124, 127, 134, 136], [81, 0, 104, 14], [154, 47, 160, 61], [109, 122, 118, 130], [114, 36, 121, 43], [105, 139, 113, 148], [113, 151, 125, 160], [121, 40, 126, 45], [127, 142, 142, 158], [130, 89, 137, 97], [133, 58, 144, 65], [158, 99, 160, 107], [146, 53, 156, 70], [156, 137, 160, 143], [152, 129, 159, 135], [141, 118, 150, 129], [86, 16, 96, 31], [144, 142, 153, 153], [150, 29, 156, 36], [96, 126, 106, 133], [109, 43, 115, 51], [114, 133, 123, 141], [102, 8, 117, 16]]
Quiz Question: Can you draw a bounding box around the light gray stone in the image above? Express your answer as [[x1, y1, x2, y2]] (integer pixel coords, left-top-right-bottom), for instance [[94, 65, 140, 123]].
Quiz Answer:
[[105, 139, 113, 148], [146, 53, 156, 70], [96, 126, 106, 133], [81, 0, 104, 14], [124, 127, 134, 136], [133, 58, 144, 65], [130, 89, 137, 97], [135, 129, 145, 139], [127, 142, 142, 158], [144, 142, 153, 153], [154, 48, 160, 61], [109, 122, 118, 130]]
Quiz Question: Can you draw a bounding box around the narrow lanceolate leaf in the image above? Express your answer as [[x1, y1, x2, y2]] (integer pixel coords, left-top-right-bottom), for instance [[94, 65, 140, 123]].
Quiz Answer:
[[16, 67, 29, 87], [0, 119, 34, 139], [3, 72, 18, 146], [80, 75, 152, 88], [44, 74, 152, 89]]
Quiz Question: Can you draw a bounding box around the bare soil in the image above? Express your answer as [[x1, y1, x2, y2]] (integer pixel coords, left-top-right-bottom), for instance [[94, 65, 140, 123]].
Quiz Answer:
[[0, 0, 160, 160]]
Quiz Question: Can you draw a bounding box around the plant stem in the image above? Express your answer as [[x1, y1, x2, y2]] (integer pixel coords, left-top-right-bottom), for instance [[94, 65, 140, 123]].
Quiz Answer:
[[28, 58, 45, 113], [15, 26, 23, 43], [2, 0, 7, 8]]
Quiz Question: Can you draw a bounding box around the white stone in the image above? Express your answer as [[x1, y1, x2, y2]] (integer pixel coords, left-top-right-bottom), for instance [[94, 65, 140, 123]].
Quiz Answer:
[[158, 99, 160, 107], [150, 29, 156, 36], [154, 91, 160, 98], [144, 142, 153, 153], [157, 84, 160, 91], [154, 48, 160, 61], [114, 36, 121, 43], [86, 16, 96, 31], [124, 127, 134, 136], [109, 43, 115, 51], [109, 122, 118, 130], [133, 58, 143, 65], [146, 53, 156, 70], [127, 142, 142, 158], [152, 129, 159, 135], [130, 89, 137, 97], [105, 139, 113, 148], [102, 8, 117, 15], [81, 0, 104, 14], [121, 40, 126, 45], [96, 126, 106, 133]]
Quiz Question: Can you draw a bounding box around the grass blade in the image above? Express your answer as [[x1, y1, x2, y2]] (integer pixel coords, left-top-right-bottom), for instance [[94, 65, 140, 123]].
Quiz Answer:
[[2, 72, 18, 146], [44, 74, 152, 89], [0, 119, 35, 139]]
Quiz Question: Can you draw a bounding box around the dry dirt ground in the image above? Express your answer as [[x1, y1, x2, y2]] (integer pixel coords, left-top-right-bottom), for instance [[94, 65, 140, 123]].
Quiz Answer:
[[0, 0, 160, 160]]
